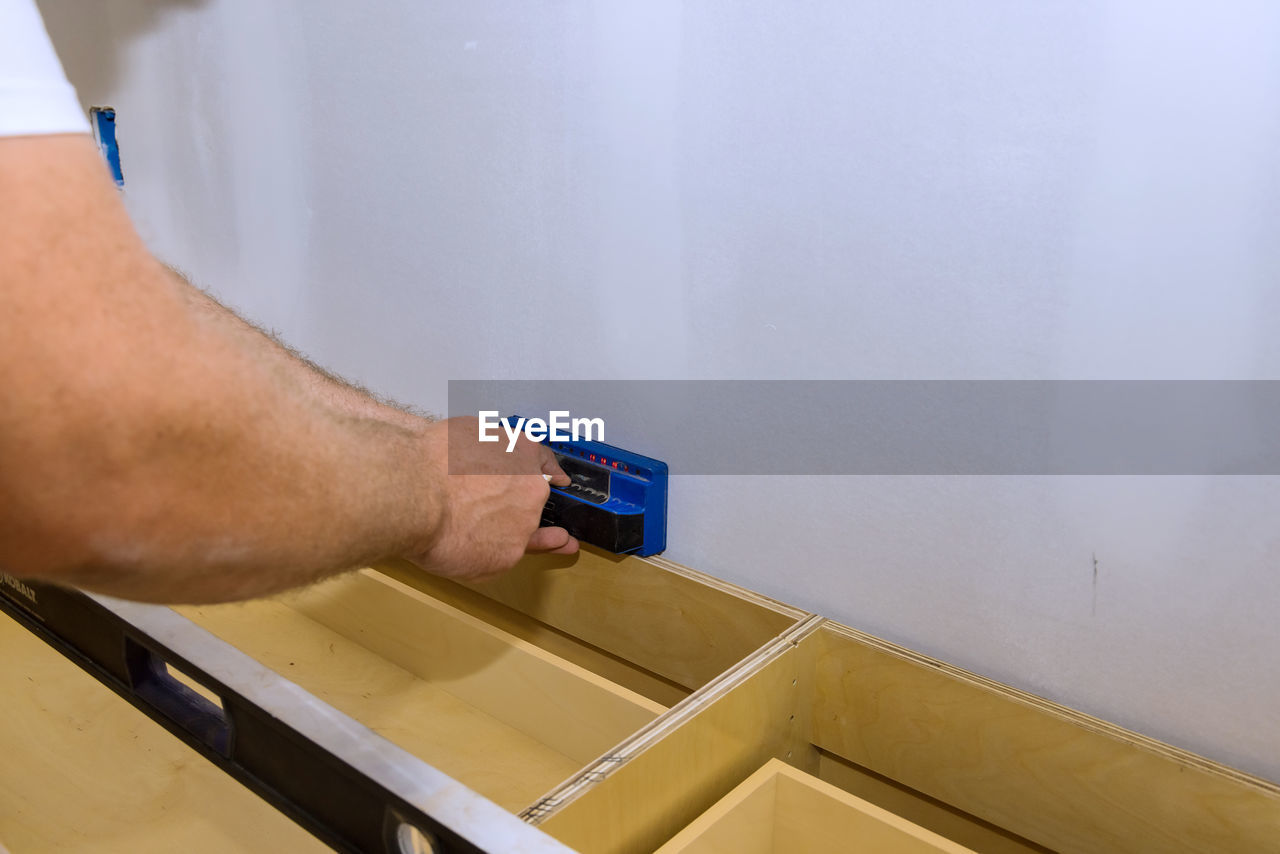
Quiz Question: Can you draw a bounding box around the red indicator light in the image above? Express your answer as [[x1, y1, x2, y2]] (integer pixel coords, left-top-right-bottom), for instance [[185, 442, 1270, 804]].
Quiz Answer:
[[612, 461, 619, 468], [589, 454, 596, 461]]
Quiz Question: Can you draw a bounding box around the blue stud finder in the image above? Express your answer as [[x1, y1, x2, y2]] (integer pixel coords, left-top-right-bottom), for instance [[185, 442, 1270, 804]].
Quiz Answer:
[[510, 419, 667, 557]]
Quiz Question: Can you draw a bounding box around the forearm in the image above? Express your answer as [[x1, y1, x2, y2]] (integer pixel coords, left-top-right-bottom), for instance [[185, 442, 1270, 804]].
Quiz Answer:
[[11, 289, 448, 603], [0, 135, 446, 603], [170, 268, 427, 431]]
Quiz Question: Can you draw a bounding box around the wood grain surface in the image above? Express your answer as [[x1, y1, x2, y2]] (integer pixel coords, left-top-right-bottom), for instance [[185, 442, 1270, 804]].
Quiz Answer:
[[0, 615, 328, 853]]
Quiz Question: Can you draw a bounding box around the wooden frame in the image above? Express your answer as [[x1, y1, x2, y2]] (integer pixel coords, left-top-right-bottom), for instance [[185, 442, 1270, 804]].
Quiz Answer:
[[539, 622, 1280, 854], [5, 550, 812, 850], [175, 568, 668, 812], [807, 623, 1280, 853], [280, 568, 666, 764], [654, 759, 975, 853], [385, 549, 806, 697], [8, 548, 1278, 853], [536, 619, 822, 853], [164, 553, 811, 821]]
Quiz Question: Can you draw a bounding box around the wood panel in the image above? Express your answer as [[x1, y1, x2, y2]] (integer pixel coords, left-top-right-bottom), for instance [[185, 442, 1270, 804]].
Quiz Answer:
[[810, 623, 1280, 854], [656, 759, 975, 853], [282, 569, 665, 764], [652, 764, 778, 854], [413, 548, 806, 691], [0, 616, 327, 854], [815, 751, 1048, 854], [538, 623, 820, 854], [773, 762, 974, 853], [177, 596, 583, 812], [375, 560, 690, 707]]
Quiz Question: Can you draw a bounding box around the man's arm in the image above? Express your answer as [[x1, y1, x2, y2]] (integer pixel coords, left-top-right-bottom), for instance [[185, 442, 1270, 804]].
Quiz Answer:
[[0, 134, 575, 604], [169, 268, 424, 431]]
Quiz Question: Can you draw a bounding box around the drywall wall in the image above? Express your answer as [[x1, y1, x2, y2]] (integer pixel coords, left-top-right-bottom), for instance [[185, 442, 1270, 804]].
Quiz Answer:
[[37, 0, 1280, 781]]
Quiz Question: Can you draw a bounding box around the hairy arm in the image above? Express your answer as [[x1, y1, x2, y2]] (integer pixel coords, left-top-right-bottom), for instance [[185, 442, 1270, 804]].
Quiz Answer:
[[170, 269, 424, 431], [0, 134, 573, 604]]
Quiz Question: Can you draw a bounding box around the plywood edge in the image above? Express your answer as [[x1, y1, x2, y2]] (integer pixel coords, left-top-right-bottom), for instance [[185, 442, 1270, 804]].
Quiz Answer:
[[643, 556, 808, 621], [529, 614, 826, 822], [653, 760, 781, 854], [655, 758, 980, 854], [440, 547, 810, 690], [819, 622, 1280, 796], [533, 617, 824, 854], [768, 761, 977, 853], [523, 634, 797, 823]]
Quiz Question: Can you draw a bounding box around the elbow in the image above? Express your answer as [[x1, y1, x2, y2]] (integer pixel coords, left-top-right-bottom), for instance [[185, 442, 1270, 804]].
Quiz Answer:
[[0, 463, 144, 594], [0, 473, 189, 602], [0, 380, 185, 592]]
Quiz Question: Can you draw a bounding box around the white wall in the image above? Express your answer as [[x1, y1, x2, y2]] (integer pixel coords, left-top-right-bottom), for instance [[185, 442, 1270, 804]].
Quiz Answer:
[[39, 0, 1280, 781]]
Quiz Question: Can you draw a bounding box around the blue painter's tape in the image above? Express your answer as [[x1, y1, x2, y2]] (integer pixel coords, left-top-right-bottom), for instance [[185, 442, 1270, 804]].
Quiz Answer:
[[90, 107, 124, 187]]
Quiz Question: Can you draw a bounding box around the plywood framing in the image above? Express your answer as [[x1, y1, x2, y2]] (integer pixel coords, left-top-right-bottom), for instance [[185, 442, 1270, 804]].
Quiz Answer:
[[425, 548, 806, 691], [540, 617, 1280, 854], [537, 619, 823, 854], [178, 596, 585, 812], [815, 751, 1048, 854], [770, 762, 974, 853], [281, 569, 665, 764], [652, 763, 778, 854], [0, 615, 327, 853], [656, 759, 976, 853], [811, 623, 1280, 854], [376, 560, 690, 707], [13, 546, 1277, 854]]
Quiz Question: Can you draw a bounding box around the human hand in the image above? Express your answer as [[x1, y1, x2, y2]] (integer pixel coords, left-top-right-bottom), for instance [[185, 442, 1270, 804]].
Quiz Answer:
[[407, 417, 579, 581]]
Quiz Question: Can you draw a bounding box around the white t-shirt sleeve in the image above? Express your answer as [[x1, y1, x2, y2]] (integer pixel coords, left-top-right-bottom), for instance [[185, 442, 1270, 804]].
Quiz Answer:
[[0, 0, 90, 136]]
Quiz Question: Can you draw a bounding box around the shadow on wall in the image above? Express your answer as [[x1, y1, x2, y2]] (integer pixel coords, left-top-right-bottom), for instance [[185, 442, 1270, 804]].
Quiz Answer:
[[36, 0, 209, 103]]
